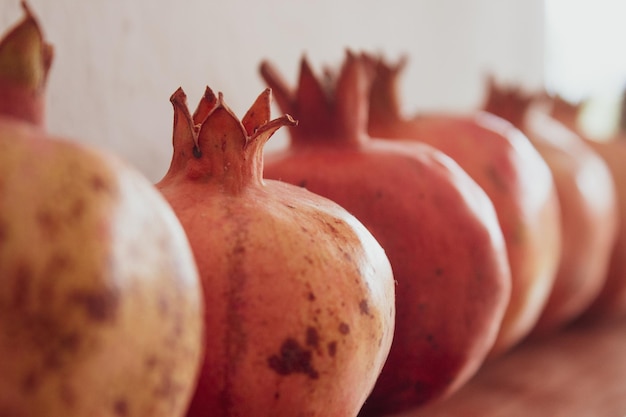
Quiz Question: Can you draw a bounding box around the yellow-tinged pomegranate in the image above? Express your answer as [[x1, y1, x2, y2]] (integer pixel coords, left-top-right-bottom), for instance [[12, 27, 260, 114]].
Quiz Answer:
[[0, 5, 204, 416], [156, 85, 395, 417]]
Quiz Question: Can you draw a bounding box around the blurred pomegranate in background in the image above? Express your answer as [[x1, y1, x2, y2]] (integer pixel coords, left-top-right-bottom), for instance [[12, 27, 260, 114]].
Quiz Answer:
[[483, 78, 618, 333], [365, 54, 561, 353]]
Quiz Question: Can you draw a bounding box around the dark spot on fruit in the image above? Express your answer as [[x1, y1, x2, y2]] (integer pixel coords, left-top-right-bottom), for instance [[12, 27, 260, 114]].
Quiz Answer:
[[153, 372, 177, 398], [339, 323, 350, 335], [21, 371, 40, 393], [91, 175, 111, 193], [59, 332, 82, 352], [486, 165, 509, 193], [274, 391, 280, 400], [327, 341, 337, 357], [306, 327, 319, 348], [307, 292, 315, 301], [71, 199, 86, 218], [304, 255, 314, 265], [298, 180, 307, 188], [375, 190, 383, 198], [145, 356, 158, 370], [158, 296, 170, 317], [191, 144, 202, 159], [359, 299, 370, 316], [45, 254, 72, 277], [12, 262, 31, 309], [113, 398, 129, 416], [36, 210, 61, 239], [0, 220, 7, 243], [426, 333, 438, 350], [68, 288, 119, 323], [267, 338, 319, 379], [435, 267, 444, 276]]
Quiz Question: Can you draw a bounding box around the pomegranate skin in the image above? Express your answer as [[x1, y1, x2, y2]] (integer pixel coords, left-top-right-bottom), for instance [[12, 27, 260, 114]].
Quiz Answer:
[[544, 96, 626, 320], [156, 87, 395, 417], [0, 120, 205, 417], [366, 56, 562, 355], [483, 82, 619, 333], [0, 7, 204, 417], [579, 139, 626, 318], [260, 52, 511, 415]]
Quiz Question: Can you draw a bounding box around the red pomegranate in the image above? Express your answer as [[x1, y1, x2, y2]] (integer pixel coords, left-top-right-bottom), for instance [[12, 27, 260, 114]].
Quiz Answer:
[[365, 55, 561, 353], [482, 78, 618, 333], [155, 85, 395, 417], [0, 6, 204, 417], [259, 51, 511, 415], [543, 94, 626, 319]]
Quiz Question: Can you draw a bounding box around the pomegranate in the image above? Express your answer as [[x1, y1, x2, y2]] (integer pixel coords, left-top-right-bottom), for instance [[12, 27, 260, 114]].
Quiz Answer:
[[365, 55, 561, 353], [482, 79, 618, 333], [0, 5, 204, 417], [155, 85, 395, 417], [259, 51, 511, 415], [544, 95, 626, 319]]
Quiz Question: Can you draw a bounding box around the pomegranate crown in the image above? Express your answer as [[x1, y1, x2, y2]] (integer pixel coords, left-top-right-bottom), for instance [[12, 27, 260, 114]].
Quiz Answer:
[[0, 1, 53, 125], [482, 75, 534, 128], [163, 86, 296, 189], [0, 1, 53, 92], [259, 50, 373, 145], [360, 52, 409, 126]]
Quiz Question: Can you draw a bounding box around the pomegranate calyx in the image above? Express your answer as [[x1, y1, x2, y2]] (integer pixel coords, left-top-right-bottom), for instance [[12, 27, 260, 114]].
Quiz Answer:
[[0, 1, 53, 93], [482, 76, 534, 129], [260, 50, 372, 146], [165, 85, 296, 190], [364, 53, 409, 130]]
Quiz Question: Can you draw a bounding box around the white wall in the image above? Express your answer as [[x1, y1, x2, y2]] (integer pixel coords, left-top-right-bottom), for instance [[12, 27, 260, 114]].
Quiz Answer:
[[1, 1, 545, 182]]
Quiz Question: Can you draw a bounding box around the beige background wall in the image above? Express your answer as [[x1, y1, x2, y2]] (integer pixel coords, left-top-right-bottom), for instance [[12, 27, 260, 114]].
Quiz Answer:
[[0, 1, 545, 182]]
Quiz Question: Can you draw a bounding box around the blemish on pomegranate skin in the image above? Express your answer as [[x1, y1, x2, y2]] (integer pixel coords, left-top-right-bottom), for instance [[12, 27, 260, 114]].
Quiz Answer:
[[306, 327, 319, 348], [68, 289, 120, 322], [359, 299, 371, 316], [307, 292, 315, 301], [327, 341, 337, 357], [12, 262, 32, 308], [36, 210, 61, 239], [145, 355, 158, 370], [339, 322, 350, 335], [298, 179, 307, 188], [21, 371, 40, 393], [267, 338, 319, 379], [113, 398, 129, 416], [71, 199, 86, 218], [0, 220, 7, 243], [90, 175, 110, 192]]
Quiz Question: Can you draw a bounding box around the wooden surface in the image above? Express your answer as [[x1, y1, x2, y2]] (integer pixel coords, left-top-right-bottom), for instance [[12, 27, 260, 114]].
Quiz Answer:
[[386, 316, 626, 417]]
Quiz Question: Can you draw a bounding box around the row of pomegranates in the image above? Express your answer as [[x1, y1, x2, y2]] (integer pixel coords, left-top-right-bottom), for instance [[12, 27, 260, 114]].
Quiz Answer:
[[1, 4, 625, 417]]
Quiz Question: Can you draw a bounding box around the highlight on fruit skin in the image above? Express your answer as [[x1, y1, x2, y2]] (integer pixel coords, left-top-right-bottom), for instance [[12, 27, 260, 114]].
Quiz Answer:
[[0, 5, 206, 417], [156, 84, 396, 417]]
